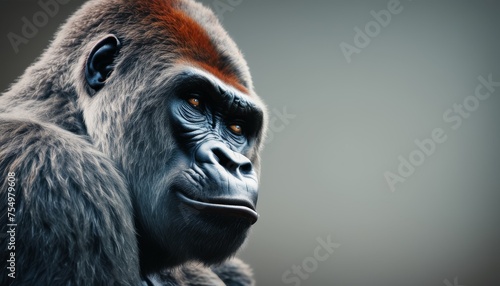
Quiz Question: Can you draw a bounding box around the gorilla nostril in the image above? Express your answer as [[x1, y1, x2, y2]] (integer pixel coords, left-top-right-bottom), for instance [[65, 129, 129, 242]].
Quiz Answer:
[[240, 162, 253, 175], [212, 148, 231, 169]]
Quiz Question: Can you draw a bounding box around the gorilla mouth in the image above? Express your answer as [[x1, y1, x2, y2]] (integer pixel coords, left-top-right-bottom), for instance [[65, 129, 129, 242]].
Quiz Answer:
[[176, 192, 259, 225]]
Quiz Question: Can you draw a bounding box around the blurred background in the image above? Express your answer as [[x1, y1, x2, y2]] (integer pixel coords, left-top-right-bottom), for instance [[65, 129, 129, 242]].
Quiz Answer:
[[1, 0, 499, 285]]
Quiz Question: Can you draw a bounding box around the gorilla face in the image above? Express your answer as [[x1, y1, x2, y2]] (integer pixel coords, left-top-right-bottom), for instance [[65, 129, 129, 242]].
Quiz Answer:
[[119, 68, 265, 273], [169, 70, 262, 225]]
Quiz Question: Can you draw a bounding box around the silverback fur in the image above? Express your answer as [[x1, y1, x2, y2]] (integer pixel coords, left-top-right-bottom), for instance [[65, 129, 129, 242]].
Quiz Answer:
[[0, 0, 266, 285]]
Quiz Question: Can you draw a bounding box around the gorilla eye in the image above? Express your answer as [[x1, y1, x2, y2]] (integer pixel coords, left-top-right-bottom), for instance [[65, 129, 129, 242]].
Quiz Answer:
[[187, 97, 200, 108], [228, 124, 243, 135]]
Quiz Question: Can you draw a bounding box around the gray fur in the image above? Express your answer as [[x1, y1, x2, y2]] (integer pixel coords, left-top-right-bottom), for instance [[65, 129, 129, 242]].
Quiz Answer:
[[145, 258, 254, 286], [0, 0, 266, 285]]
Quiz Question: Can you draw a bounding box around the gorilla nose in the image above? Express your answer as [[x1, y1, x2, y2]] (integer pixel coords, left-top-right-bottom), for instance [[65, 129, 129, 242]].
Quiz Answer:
[[212, 147, 253, 175], [196, 142, 254, 177]]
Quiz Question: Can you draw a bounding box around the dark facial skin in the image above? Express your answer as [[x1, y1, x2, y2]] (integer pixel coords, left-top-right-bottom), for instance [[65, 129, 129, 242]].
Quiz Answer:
[[170, 74, 261, 221], [136, 70, 265, 274]]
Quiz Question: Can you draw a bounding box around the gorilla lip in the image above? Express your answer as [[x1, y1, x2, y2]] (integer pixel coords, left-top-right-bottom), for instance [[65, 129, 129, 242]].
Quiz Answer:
[[176, 192, 259, 224]]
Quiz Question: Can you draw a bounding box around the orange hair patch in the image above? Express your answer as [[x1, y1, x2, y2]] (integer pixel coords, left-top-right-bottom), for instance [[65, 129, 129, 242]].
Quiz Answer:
[[138, 0, 248, 94]]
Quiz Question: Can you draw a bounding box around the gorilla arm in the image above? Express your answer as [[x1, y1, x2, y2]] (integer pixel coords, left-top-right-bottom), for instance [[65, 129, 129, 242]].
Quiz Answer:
[[144, 258, 254, 286], [0, 114, 140, 285]]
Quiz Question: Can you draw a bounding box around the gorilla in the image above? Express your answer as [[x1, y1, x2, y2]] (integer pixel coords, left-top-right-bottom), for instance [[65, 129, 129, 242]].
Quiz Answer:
[[0, 0, 267, 285]]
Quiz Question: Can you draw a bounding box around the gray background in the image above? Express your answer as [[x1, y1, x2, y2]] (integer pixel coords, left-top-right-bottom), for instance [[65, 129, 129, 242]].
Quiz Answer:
[[1, 0, 500, 285]]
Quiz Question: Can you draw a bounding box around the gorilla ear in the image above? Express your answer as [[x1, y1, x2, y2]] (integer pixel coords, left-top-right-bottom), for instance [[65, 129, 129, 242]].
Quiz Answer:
[[85, 35, 121, 92]]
